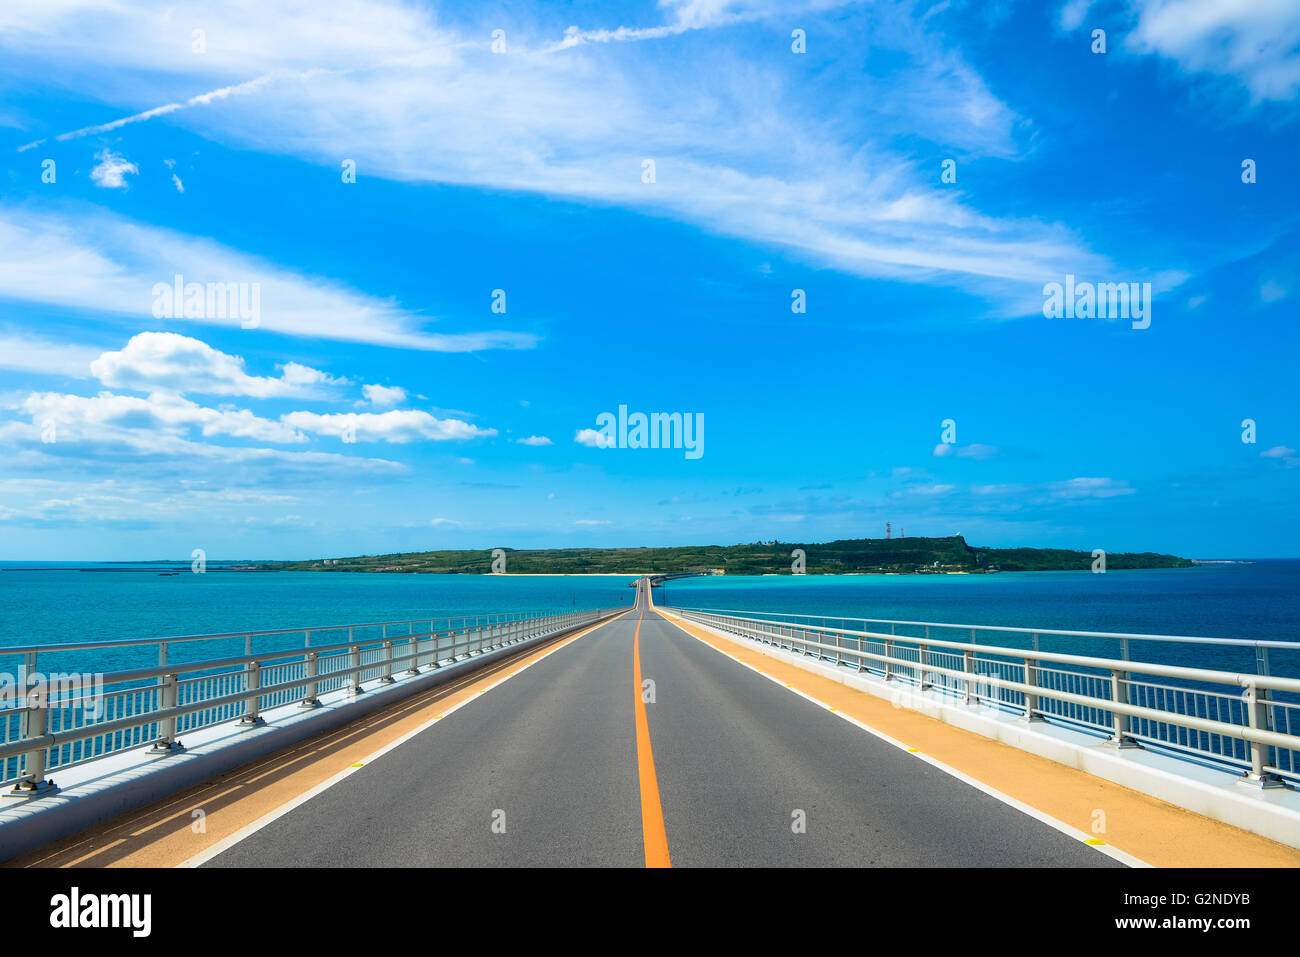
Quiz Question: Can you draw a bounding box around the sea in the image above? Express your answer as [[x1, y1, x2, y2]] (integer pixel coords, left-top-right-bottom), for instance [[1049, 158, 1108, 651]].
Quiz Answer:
[[0, 560, 1296, 678]]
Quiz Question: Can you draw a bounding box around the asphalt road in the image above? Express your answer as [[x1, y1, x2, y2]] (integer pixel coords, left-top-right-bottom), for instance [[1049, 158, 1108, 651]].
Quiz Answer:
[[205, 585, 1121, 868]]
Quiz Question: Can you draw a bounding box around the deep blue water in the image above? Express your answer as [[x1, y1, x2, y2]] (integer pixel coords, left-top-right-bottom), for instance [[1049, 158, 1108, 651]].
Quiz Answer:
[[0, 561, 1296, 678], [655, 561, 1300, 677]]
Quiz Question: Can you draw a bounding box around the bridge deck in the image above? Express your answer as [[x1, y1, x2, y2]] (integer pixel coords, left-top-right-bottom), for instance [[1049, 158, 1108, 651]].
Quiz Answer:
[[9, 582, 1299, 868]]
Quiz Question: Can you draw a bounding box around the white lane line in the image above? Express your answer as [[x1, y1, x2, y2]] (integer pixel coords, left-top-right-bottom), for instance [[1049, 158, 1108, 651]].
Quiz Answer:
[[656, 610, 1150, 869], [178, 611, 633, 868]]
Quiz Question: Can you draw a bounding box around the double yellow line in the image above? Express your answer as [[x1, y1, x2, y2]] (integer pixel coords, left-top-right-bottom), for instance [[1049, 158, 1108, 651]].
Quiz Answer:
[[632, 609, 671, 868]]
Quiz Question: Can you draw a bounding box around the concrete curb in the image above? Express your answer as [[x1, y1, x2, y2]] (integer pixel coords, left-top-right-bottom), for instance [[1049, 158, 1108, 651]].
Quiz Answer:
[[663, 610, 1300, 850], [0, 613, 621, 864]]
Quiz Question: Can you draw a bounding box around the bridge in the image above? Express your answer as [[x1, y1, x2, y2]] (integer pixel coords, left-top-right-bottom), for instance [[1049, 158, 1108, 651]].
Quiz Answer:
[[1, 579, 1298, 868], [634, 571, 712, 587]]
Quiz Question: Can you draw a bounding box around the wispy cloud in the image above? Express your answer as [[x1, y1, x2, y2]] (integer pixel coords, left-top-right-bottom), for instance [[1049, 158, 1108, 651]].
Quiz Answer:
[[0, 333, 100, 378], [0, 205, 537, 352], [933, 442, 998, 459], [0, 0, 1110, 306], [281, 410, 497, 443]]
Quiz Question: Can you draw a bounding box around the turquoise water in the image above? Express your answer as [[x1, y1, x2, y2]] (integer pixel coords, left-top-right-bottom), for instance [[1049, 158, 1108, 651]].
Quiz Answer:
[[0, 564, 638, 675], [0, 560, 1296, 677]]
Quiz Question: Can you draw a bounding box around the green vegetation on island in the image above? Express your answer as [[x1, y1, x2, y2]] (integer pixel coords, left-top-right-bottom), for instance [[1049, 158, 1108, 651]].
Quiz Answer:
[[251, 536, 1194, 575]]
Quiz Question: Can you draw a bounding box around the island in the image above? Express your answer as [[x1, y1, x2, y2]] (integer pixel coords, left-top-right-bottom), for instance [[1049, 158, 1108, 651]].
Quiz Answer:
[[249, 536, 1195, 575]]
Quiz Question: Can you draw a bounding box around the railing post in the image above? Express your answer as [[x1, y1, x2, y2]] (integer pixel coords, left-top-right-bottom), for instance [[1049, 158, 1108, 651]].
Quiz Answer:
[[381, 625, 395, 683], [963, 648, 976, 703], [408, 632, 422, 675], [1021, 655, 1043, 722], [301, 632, 320, 708], [917, 642, 930, 690], [1106, 668, 1137, 748], [883, 639, 895, 681], [347, 639, 364, 695], [240, 659, 263, 726], [152, 672, 181, 751], [1242, 680, 1284, 788], [12, 684, 56, 794]]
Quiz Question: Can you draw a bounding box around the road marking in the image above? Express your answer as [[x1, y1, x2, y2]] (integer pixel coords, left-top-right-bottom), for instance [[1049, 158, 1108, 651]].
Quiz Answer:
[[656, 608, 1149, 869], [177, 611, 631, 868], [633, 608, 672, 868]]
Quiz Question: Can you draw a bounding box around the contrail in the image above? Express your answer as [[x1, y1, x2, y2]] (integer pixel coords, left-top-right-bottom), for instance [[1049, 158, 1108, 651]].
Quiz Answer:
[[16, 73, 283, 152]]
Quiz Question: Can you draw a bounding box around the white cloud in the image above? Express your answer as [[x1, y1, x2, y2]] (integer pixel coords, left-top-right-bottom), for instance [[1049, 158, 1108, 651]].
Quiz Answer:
[[90, 332, 347, 398], [360, 383, 407, 407], [90, 148, 137, 189], [172, 173, 184, 193], [1130, 0, 1300, 102], [281, 409, 497, 443], [516, 435, 553, 446], [25, 390, 305, 444], [0, 205, 537, 352], [1261, 445, 1295, 458], [575, 427, 612, 448]]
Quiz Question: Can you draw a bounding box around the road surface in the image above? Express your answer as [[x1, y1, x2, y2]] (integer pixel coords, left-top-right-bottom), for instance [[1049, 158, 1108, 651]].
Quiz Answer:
[[202, 582, 1120, 868]]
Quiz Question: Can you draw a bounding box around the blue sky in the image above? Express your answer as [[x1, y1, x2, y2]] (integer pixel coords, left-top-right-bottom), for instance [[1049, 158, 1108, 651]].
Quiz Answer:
[[0, 0, 1297, 561]]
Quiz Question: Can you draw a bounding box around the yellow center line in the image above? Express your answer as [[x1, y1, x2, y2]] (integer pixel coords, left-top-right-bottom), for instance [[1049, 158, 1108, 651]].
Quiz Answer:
[[633, 605, 671, 868]]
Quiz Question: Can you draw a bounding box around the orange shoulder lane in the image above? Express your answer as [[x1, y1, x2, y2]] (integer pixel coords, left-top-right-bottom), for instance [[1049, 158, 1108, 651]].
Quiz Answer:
[[654, 606, 1300, 868]]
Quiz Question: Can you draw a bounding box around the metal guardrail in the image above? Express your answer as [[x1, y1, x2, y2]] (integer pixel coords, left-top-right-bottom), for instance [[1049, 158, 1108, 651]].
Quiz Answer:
[[670, 607, 1300, 787], [0, 607, 620, 795], [674, 606, 1300, 657]]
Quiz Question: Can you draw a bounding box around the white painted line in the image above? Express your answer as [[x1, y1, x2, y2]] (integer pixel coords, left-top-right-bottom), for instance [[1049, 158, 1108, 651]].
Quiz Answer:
[[178, 612, 630, 868], [657, 609, 1150, 869]]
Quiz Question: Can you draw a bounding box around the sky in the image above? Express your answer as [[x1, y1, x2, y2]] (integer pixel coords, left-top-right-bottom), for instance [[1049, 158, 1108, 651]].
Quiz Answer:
[[0, 0, 1296, 562]]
